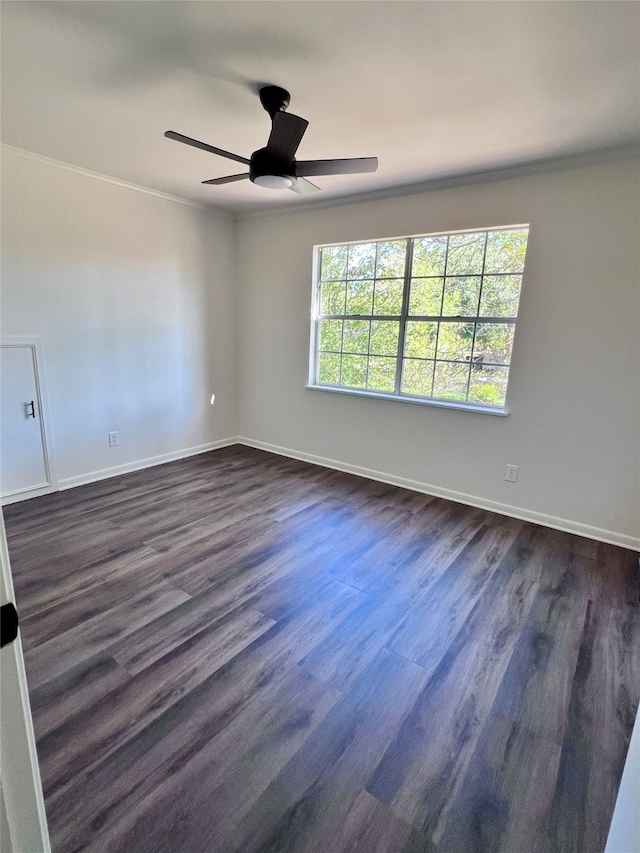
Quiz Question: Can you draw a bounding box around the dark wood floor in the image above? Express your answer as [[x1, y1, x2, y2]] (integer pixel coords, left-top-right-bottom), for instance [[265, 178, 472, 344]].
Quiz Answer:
[[5, 445, 639, 853]]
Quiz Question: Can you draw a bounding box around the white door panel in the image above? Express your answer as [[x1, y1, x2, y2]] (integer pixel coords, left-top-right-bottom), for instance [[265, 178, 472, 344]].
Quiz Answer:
[[1, 345, 51, 498]]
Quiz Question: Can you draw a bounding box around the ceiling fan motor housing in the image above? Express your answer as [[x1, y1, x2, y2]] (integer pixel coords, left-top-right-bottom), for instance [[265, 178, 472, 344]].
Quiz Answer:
[[250, 147, 296, 184]]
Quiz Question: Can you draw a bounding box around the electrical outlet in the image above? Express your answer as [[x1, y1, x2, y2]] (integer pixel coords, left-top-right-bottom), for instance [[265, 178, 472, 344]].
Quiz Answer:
[[108, 431, 119, 447], [505, 464, 518, 483]]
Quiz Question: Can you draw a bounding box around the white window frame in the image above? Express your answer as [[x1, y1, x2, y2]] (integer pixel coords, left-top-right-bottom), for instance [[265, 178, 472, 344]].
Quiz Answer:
[[307, 224, 529, 415]]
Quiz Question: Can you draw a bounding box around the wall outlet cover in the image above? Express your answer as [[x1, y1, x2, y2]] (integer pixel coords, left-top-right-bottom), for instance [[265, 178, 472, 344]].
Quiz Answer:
[[505, 464, 519, 483]]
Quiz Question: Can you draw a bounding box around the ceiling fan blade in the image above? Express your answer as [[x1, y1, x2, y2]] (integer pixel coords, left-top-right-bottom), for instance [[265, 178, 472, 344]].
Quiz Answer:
[[266, 111, 309, 160], [165, 131, 250, 166], [290, 177, 321, 196], [202, 173, 250, 185], [297, 157, 378, 177]]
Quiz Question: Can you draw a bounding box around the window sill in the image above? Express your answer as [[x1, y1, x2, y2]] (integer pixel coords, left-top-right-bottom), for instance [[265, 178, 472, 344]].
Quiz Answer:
[[305, 384, 509, 416]]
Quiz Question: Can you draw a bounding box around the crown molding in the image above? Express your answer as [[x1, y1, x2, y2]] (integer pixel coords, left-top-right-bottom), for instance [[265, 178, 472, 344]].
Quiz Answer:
[[0, 144, 231, 217], [3, 141, 638, 223], [236, 142, 640, 222]]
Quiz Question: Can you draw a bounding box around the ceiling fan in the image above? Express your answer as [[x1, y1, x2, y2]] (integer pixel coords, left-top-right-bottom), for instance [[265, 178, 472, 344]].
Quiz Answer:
[[165, 85, 378, 195]]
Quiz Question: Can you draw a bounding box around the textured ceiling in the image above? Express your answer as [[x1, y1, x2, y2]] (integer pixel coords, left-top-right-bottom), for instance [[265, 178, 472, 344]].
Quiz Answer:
[[2, 1, 639, 213]]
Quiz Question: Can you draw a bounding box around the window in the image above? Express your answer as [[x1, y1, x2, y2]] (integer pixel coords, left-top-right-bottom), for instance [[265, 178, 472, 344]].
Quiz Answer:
[[310, 225, 529, 412]]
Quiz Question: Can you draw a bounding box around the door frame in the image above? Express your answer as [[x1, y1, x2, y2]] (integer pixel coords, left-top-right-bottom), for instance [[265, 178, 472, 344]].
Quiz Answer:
[[1, 337, 58, 504], [0, 509, 51, 851]]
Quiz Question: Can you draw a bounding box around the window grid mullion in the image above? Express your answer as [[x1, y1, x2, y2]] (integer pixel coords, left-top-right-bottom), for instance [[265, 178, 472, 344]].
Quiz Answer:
[[314, 249, 324, 385], [361, 243, 381, 390], [370, 242, 380, 327], [364, 320, 372, 390], [313, 290, 319, 386], [338, 318, 345, 386], [394, 238, 413, 394], [431, 235, 450, 397], [465, 231, 489, 402], [316, 267, 329, 369], [319, 314, 517, 324]]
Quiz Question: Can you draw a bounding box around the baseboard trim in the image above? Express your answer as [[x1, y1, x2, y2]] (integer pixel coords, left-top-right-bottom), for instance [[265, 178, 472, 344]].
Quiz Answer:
[[57, 438, 239, 490], [237, 437, 640, 552], [1, 483, 57, 506], [44, 434, 639, 550]]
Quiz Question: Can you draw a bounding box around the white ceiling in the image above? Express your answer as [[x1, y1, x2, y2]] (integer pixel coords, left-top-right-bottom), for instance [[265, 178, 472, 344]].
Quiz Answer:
[[2, 1, 639, 214]]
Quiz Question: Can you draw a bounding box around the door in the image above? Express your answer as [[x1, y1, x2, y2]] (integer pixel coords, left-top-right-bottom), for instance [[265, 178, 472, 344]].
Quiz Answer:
[[1, 342, 55, 502], [0, 510, 51, 852]]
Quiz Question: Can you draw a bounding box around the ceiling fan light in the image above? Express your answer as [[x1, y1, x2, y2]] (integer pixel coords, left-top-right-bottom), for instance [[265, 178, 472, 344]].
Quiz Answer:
[[253, 174, 294, 189]]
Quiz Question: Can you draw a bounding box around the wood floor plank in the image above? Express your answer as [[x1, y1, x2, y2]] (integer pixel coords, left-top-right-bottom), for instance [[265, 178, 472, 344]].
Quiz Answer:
[[367, 527, 543, 840], [159, 519, 333, 602], [491, 539, 588, 742], [20, 567, 178, 651], [142, 505, 269, 553], [328, 498, 479, 594], [6, 515, 122, 557], [593, 542, 639, 610], [81, 668, 341, 853], [14, 543, 165, 618], [106, 582, 267, 675], [10, 523, 144, 581], [109, 486, 271, 546], [4, 481, 129, 535], [37, 604, 276, 795], [28, 651, 132, 740], [4, 444, 637, 853], [321, 790, 426, 853], [387, 519, 522, 666], [151, 497, 348, 598], [545, 599, 640, 853], [298, 593, 410, 691], [434, 713, 563, 853], [23, 581, 191, 689], [44, 584, 364, 851], [228, 647, 430, 853], [297, 501, 489, 692]]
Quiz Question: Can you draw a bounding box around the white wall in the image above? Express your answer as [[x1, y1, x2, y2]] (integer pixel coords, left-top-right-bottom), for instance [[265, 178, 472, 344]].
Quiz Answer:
[[236, 160, 640, 548], [1, 148, 237, 487], [2, 150, 638, 548]]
